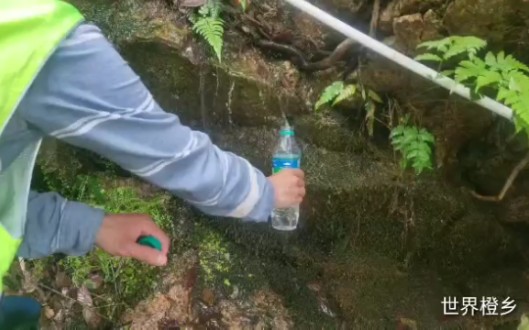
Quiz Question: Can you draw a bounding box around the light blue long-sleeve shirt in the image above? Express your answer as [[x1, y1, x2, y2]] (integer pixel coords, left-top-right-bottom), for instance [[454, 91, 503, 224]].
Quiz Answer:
[[0, 23, 275, 259]]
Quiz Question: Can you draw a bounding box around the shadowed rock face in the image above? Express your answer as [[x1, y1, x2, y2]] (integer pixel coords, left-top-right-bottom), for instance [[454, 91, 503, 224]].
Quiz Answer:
[[38, 0, 529, 328]]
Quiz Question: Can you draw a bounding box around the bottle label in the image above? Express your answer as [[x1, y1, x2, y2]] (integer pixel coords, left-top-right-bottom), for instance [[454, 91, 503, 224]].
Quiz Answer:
[[272, 157, 300, 174]]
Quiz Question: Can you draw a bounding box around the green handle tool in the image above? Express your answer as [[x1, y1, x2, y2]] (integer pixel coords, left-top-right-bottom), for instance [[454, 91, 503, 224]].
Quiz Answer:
[[137, 235, 162, 251]]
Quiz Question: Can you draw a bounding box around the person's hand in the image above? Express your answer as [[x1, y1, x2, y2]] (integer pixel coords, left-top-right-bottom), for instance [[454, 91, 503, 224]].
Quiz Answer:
[[267, 169, 306, 209], [95, 214, 170, 266]]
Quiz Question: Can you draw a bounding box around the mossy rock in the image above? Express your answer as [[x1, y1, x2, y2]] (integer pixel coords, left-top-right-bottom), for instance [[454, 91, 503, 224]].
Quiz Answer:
[[206, 125, 522, 280], [68, 0, 309, 130]]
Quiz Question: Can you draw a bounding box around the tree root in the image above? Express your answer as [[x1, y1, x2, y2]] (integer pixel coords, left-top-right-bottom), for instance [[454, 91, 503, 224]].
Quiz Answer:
[[235, 10, 360, 72], [471, 150, 529, 202], [369, 0, 381, 37], [255, 38, 359, 72]]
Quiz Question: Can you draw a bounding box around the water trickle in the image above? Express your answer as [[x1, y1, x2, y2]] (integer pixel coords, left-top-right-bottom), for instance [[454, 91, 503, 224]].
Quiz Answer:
[[199, 65, 208, 130], [227, 81, 235, 126]]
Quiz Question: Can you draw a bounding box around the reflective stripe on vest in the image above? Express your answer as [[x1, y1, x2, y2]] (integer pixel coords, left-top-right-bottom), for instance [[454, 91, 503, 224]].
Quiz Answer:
[[0, 227, 21, 292], [0, 0, 84, 293]]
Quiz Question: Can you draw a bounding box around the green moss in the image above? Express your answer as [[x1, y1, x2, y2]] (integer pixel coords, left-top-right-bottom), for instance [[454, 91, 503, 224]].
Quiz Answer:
[[193, 216, 337, 328], [32, 153, 176, 321], [68, 0, 305, 128], [62, 177, 173, 316], [295, 113, 368, 153], [67, 0, 159, 44], [119, 40, 299, 128], [195, 221, 235, 288]]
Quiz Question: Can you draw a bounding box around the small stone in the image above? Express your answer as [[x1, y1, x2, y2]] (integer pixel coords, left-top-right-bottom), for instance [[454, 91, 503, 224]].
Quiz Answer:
[[396, 0, 443, 15], [307, 282, 321, 292], [44, 306, 55, 319], [443, 0, 523, 45], [379, 1, 398, 34], [53, 309, 65, 322], [393, 13, 424, 52], [202, 288, 216, 306], [84, 274, 103, 290], [83, 307, 102, 329]]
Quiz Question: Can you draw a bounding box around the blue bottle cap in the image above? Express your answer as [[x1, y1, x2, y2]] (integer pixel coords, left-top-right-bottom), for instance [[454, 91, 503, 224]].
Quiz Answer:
[[280, 129, 294, 137]]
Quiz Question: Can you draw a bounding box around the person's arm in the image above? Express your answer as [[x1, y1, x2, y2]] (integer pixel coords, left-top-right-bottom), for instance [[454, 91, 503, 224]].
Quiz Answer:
[[20, 191, 170, 266], [18, 191, 105, 258], [19, 23, 276, 222]]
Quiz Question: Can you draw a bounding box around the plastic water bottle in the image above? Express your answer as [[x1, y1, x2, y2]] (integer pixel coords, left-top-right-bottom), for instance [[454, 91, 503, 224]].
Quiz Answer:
[[271, 122, 301, 231]]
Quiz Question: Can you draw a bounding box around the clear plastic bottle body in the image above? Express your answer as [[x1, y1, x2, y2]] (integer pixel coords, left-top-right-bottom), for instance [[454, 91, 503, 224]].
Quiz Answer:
[[271, 124, 301, 231]]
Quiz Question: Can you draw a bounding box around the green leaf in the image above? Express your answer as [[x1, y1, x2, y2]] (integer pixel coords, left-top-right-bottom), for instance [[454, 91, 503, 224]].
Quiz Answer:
[[361, 86, 367, 101], [484, 51, 497, 67], [517, 314, 529, 330], [415, 53, 443, 63], [445, 36, 487, 60], [455, 58, 487, 83], [193, 1, 224, 61], [509, 71, 529, 93], [419, 130, 435, 144], [365, 101, 376, 137], [416, 36, 486, 62], [332, 84, 357, 106], [239, 0, 248, 11], [475, 71, 503, 92], [496, 51, 505, 64], [441, 69, 455, 77], [497, 87, 514, 103], [315, 81, 345, 110], [417, 38, 452, 52], [390, 124, 435, 176], [503, 54, 529, 73], [390, 125, 405, 137], [367, 90, 383, 103], [406, 149, 419, 160]]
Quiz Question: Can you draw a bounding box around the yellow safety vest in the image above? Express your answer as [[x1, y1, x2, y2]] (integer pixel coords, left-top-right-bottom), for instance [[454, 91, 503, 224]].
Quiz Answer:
[[0, 0, 84, 293]]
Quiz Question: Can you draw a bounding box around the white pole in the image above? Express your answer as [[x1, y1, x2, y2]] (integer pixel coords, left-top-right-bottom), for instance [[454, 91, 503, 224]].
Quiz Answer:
[[283, 0, 514, 121]]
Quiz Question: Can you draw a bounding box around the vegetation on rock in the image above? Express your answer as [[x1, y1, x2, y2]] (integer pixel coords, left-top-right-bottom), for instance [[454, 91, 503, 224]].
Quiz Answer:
[[190, 0, 247, 61], [315, 80, 435, 175], [416, 35, 529, 137]]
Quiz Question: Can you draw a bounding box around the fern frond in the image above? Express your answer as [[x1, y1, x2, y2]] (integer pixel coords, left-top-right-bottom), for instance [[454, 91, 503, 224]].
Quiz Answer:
[[502, 53, 529, 73], [446, 36, 487, 60], [200, 0, 221, 17], [332, 84, 356, 106], [417, 38, 453, 52], [417, 36, 529, 139], [367, 89, 383, 103], [475, 70, 503, 92], [454, 58, 486, 83], [508, 71, 529, 93], [315, 81, 344, 110], [416, 36, 487, 63], [485, 51, 529, 75], [511, 93, 529, 135], [390, 124, 435, 175], [238, 0, 248, 11], [193, 16, 224, 61], [365, 100, 376, 137], [414, 53, 443, 63]]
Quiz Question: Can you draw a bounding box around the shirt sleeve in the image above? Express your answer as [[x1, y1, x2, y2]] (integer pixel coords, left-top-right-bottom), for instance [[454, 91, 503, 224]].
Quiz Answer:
[[17, 191, 105, 258], [18, 23, 275, 222]]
